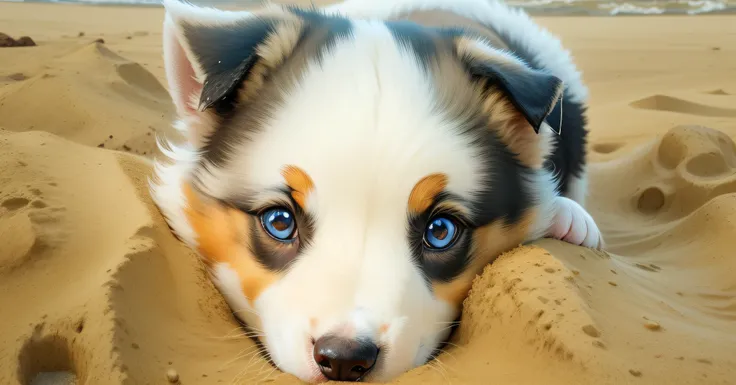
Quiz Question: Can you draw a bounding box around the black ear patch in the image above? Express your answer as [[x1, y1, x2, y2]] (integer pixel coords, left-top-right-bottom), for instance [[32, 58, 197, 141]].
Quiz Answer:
[[179, 18, 279, 112], [466, 59, 563, 134]]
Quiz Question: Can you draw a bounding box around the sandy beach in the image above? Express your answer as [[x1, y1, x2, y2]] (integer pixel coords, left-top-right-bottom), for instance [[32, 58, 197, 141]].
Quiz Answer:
[[1, 1, 735, 384]]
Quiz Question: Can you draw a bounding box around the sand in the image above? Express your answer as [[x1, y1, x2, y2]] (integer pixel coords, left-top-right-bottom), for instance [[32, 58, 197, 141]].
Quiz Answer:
[[1, 2, 735, 384]]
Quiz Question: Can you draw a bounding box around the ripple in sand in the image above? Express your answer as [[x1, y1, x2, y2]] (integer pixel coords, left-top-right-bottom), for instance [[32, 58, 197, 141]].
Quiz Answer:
[[631, 95, 736, 118], [593, 142, 624, 154], [705, 89, 730, 96]]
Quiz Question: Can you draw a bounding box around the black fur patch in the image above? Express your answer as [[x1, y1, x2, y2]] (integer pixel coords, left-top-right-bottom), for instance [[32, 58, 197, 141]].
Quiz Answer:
[[180, 18, 278, 113], [406, 118, 534, 284], [386, 24, 537, 284], [246, 190, 316, 273], [471, 122, 535, 227], [385, 20, 439, 69], [286, 7, 353, 62], [385, 19, 563, 134], [407, 192, 472, 283], [544, 100, 587, 195], [483, 24, 589, 189], [463, 57, 563, 134], [195, 8, 354, 169]]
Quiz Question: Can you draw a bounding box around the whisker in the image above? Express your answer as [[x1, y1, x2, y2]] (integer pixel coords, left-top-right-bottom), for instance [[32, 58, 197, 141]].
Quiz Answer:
[[433, 347, 461, 363], [244, 347, 271, 369], [238, 354, 277, 385], [434, 321, 461, 325], [230, 331, 266, 338], [432, 357, 454, 385], [231, 349, 271, 385], [233, 307, 262, 318], [205, 326, 247, 341], [238, 362, 279, 385], [436, 324, 459, 334], [442, 341, 462, 349], [212, 331, 266, 341], [219, 345, 265, 370], [427, 361, 451, 385]]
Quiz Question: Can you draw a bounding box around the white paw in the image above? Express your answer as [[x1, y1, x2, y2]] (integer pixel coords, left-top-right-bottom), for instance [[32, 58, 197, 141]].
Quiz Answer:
[[546, 197, 604, 249]]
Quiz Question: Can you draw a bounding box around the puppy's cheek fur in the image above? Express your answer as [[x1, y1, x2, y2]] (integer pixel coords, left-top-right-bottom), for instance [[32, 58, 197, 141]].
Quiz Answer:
[[432, 208, 536, 309], [209, 262, 264, 333], [181, 183, 280, 305]]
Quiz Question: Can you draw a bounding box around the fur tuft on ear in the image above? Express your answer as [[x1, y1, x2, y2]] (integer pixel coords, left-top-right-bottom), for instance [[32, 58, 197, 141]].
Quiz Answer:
[[455, 36, 563, 135], [452, 36, 563, 168], [161, 0, 303, 146]]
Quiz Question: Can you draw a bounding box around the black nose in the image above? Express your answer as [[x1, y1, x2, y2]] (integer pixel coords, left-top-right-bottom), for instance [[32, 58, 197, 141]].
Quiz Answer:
[[312, 335, 379, 381]]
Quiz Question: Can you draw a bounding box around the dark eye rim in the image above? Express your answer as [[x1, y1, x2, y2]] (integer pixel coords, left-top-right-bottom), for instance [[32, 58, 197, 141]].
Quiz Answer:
[[259, 206, 298, 242], [422, 214, 463, 251]]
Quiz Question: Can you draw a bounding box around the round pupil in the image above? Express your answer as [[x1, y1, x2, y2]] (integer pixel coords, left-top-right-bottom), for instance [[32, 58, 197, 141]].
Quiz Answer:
[[429, 219, 449, 240], [270, 212, 291, 231], [425, 217, 456, 249], [264, 209, 295, 240]]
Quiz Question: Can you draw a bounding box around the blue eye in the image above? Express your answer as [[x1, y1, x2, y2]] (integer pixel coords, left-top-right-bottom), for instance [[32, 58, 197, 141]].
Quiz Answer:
[[261, 207, 296, 241], [424, 216, 458, 250]]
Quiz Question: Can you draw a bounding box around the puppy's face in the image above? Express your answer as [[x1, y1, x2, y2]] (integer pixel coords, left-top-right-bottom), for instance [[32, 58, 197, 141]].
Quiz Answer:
[[153, 1, 562, 382]]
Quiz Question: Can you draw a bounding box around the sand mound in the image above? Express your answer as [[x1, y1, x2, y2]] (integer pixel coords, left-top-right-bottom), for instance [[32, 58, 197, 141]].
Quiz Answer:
[[1, 125, 735, 385], [0, 41, 175, 157], [0, 131, 258, 385]]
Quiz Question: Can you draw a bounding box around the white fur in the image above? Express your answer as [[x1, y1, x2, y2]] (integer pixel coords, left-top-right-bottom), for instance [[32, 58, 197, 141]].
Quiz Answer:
[[546, 196, 603, 249], [151, 0, 594, 383], [565, 172, 589, 206], [148, 136, 199, 247], [209, 263, 263, 329], [198, 20, 470, 382]]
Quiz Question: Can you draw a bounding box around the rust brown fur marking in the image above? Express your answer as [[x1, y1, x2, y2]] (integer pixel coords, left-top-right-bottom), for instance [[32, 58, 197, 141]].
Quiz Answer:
[[182, 183, 279, 304], [433, 208, 537, 308], [408, 173, 449, 214], [281, 165, 315, 209]]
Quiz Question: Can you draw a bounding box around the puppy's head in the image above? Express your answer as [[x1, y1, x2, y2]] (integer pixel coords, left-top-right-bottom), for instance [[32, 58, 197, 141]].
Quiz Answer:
[[153, 1, 562, 382]]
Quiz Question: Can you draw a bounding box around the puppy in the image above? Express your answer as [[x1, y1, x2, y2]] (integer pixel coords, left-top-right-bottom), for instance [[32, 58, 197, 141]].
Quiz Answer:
[[150, 0, 603, 382]]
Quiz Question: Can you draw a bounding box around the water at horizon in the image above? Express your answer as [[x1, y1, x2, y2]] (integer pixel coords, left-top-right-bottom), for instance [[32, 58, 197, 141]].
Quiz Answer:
[[2, 0, 735, 15]]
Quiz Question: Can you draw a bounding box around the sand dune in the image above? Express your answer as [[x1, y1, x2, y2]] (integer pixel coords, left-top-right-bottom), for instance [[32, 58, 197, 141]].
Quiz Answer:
[[0, 40, 173, 156], [1, 2, 736, 385]]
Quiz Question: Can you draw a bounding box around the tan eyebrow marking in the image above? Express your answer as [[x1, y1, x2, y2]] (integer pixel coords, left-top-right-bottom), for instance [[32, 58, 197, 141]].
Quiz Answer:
[[408, 173, 449, 214], [281, 165, 315, 209]]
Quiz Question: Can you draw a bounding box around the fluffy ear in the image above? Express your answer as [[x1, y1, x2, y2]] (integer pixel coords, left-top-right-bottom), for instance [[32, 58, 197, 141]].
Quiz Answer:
[[453, 36, 563, 168], [161, 0, 303, 146], [455, 37, 563, 135]]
